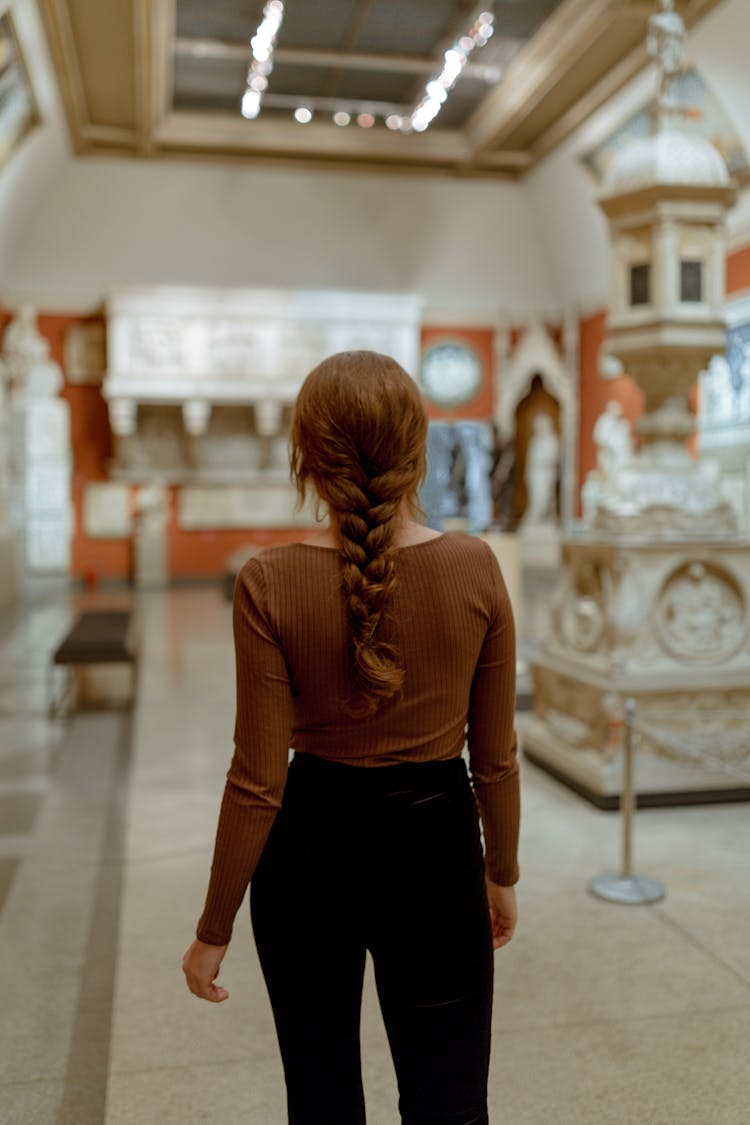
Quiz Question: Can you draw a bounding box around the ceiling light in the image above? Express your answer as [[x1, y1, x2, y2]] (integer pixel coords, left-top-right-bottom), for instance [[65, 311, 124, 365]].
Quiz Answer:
[[241, 90, 261, 119], [356, 112, 375, 128], [409, 10, 495, 132], [294, 106, 313, 124], [333, 110, 351, 126], [241, 1, 286, 120], [385, 114, 403, 131]]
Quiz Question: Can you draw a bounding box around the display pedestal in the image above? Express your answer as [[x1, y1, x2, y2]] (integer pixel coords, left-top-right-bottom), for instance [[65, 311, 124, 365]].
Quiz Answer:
[[519, 533, 750, 806]]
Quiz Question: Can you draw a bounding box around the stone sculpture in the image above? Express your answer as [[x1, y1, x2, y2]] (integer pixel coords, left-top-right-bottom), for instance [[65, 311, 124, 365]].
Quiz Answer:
[[593, 401, 633, 482], [647, 0, 685, 109], [524, 415, 559, 525], [134, 481, 169, 588]]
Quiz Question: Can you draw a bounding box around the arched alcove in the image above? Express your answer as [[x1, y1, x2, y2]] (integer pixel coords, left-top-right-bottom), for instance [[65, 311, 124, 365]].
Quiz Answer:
[[496, 319, 578, 526]]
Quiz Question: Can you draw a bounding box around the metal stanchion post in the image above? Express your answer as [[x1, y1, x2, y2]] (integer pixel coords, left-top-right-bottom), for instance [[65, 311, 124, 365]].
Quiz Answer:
[[589, 698, 666, 905]]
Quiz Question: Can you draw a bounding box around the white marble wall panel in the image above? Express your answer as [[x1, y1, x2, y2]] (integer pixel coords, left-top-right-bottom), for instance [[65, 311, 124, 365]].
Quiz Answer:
[[25, 465, 69, 511], [27, 402, 69, 458], [26, 520, 70, 570], [23, 399, 72, 573]]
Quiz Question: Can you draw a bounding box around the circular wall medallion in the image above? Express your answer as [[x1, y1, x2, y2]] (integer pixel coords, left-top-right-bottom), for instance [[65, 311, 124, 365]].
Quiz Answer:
[[655, 560, 746, 665], [419, 341, 483, 407]]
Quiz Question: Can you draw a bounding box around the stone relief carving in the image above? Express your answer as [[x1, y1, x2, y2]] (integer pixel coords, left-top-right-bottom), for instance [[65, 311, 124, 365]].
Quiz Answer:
[[129, 320, 186, 372], [563, 573, 606, 653], [103, 287, 423, 496], [655, 560, 746, 663], [635, 690, 750, 769], [207, 322, 268, 377], [594, 466, 737, 535]]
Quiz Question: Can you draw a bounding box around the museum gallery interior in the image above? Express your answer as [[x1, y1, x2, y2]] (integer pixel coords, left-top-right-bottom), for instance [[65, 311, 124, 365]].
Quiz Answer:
[[1, 0, 749, 1121]]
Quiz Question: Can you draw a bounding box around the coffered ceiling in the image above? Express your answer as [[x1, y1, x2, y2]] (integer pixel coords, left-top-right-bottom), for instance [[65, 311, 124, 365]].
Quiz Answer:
[[38, 0, 723, 178]]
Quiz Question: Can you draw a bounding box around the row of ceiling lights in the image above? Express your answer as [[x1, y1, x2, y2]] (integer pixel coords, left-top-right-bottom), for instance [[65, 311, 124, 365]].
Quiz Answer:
[[240, 2, 495, 131]]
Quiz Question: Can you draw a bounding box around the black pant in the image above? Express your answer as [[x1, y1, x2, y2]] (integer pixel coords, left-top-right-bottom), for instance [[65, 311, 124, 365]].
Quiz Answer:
[[250, 752, 494, 1125]]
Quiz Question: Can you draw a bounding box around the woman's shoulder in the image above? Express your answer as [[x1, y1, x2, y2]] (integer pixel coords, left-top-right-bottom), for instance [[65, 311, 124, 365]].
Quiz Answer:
[[240, 542, 336, 579], [439, 533, 506, 590], [439, 530, 497, 560]]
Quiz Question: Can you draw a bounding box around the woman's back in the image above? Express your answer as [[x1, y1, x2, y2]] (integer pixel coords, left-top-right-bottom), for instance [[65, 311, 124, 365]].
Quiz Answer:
[[198, 529, 518, 946], [249, 531, 512, 767]]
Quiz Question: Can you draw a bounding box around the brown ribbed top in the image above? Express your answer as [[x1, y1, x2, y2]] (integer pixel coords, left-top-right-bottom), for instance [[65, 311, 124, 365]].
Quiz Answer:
[[196, 531, 519, 946]]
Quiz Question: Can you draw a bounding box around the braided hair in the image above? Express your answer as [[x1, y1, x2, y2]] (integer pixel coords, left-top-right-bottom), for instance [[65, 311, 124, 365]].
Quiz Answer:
[[289, 350, 429, 717]]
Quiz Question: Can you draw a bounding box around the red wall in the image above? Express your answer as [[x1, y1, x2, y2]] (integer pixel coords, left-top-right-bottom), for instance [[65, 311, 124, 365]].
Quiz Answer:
[[726, 243, 750, 295], [168, 513, 306, 580]]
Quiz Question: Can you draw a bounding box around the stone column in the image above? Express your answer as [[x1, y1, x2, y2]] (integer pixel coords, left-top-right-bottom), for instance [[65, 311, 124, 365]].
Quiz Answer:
[[1, 307, 72, 574]]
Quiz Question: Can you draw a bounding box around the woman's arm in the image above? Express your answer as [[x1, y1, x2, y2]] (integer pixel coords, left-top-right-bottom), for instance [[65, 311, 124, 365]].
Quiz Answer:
[[194, 556, 294, 947], [466, 544, 520, 889]]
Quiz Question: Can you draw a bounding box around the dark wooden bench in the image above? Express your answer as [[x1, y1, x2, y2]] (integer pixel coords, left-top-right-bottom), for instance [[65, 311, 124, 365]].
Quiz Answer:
[[48, 611, 139, 716]]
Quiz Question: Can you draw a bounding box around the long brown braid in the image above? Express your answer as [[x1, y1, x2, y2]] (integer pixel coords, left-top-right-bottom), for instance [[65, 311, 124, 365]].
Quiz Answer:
[[289, 350, 429, 717]]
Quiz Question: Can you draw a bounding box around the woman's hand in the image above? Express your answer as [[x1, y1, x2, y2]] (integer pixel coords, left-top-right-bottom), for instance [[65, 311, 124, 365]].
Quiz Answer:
[[485, 880, 517, 950], [182, 938, 230, 1002]]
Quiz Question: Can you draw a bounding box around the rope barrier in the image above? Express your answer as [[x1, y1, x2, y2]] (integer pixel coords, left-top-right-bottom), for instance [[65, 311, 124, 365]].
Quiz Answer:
[[589, 698, 750, 905], [589, 699, 666, 905]]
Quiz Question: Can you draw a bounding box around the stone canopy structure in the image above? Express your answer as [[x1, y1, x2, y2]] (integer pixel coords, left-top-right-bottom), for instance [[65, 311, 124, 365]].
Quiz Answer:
[[520, 0, 750, 805]]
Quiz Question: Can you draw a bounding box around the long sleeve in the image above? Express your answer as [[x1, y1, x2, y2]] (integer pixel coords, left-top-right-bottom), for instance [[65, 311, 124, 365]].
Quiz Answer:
[[196, 556, 294, 945], [467, 544, 520, 886]]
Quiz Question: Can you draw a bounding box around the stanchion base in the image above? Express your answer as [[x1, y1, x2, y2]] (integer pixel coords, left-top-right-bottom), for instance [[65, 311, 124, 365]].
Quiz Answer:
[[588, 873, 666, 905]]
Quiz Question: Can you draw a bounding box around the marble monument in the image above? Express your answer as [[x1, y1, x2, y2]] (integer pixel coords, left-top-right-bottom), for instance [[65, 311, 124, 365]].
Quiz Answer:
[[521, 0, 750, 804]]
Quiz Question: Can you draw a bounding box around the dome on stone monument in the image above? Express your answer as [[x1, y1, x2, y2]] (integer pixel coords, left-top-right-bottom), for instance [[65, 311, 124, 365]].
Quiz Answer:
[[603, 124, 730, 196]]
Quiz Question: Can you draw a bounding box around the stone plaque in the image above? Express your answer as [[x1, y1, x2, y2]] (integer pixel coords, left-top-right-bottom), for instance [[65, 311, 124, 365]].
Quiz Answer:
[[83, 483, 132, 538]]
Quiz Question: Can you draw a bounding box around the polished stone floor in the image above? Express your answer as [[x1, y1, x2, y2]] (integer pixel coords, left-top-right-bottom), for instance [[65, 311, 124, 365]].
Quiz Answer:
[[1, 583, 749, 1124]]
